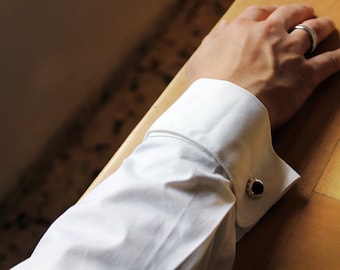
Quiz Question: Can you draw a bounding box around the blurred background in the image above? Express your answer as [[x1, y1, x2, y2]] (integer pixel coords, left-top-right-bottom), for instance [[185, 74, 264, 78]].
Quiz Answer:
[[0, 0, 233, 268]]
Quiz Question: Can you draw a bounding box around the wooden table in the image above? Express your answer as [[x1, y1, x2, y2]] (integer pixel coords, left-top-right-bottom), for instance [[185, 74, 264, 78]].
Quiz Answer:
[[83, 0, 340, 269]]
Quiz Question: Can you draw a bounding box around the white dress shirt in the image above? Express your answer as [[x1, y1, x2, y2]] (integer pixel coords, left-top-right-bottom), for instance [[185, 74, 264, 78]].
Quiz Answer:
[[13, 79, 299, 269]]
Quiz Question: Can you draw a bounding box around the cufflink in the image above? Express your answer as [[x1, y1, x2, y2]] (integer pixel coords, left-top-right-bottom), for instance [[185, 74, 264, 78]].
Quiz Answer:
[[246, 177, 264, 199]]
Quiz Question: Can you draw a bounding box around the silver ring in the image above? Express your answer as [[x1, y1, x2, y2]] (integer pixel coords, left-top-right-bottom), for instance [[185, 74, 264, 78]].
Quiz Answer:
[[293, 24, 318, 54]]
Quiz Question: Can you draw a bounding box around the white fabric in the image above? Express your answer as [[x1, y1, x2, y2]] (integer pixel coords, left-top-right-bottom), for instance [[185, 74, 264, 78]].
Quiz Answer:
[[12, 79, 299, 270]]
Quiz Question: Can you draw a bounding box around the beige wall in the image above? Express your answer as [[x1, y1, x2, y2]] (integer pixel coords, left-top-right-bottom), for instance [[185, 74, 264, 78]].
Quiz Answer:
[[0, 0, 175, 200]]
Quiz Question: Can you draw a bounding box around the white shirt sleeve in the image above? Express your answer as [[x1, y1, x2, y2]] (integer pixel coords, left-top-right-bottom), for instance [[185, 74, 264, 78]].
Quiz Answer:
[[12, 79, 299, 270]]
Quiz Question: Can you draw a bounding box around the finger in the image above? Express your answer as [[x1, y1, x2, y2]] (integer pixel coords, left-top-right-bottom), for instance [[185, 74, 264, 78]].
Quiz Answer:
[[237, 5, 278, 22], [290, 17, 335, 54], [309, 48, 340, 83], [268, 4, 314, 30]]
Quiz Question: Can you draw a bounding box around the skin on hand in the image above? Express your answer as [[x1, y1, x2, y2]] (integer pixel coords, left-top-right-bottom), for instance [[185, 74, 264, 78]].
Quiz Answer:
[[186, 4, 340, 128]]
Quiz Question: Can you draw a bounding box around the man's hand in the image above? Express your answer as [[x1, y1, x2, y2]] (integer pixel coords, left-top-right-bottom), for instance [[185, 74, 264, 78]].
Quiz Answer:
[[186, 4, 340, 128]]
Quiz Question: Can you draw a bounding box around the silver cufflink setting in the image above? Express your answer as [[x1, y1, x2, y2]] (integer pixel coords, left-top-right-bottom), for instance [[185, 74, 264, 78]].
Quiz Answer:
[[246, 177, 264, 199]]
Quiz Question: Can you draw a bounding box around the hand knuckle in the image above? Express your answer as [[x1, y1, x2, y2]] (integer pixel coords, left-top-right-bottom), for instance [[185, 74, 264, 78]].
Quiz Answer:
[[331, 53, 340, 68]]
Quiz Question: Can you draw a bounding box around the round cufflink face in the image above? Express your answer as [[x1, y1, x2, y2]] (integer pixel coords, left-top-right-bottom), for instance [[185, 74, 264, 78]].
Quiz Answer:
[[246, 177, 264, 199]]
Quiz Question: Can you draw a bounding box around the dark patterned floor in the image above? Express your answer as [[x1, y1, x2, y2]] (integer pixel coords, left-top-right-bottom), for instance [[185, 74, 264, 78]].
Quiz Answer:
[[0, 0, 234, 268]]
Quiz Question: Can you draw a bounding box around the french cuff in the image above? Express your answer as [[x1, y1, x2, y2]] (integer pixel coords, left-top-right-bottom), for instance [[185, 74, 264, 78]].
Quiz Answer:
[[145, 78, 299, 229]]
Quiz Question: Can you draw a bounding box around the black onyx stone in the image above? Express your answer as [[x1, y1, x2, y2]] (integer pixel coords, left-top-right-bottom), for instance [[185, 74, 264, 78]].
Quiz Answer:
[[252, 181, 264, 195], [246, 178, 264, 198]]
